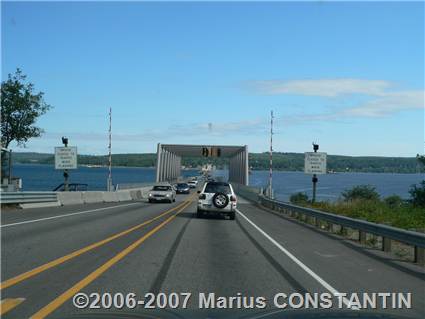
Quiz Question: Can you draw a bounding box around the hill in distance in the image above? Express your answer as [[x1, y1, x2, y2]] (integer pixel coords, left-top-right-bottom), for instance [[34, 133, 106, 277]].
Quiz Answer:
[[11, 152, 424, 174]]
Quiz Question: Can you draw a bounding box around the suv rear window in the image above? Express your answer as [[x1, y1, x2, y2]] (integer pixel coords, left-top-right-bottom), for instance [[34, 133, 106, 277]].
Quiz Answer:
[[204, 183, 231, 194], [153, 186, 171, 191]]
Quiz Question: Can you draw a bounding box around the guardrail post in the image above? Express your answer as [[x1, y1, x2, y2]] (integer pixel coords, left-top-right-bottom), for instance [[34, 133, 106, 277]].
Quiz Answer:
[[414, 246, 425, 266], [359, 231, 367, 245], [315, 217, 320, 228], [382, 237, 392, 253]]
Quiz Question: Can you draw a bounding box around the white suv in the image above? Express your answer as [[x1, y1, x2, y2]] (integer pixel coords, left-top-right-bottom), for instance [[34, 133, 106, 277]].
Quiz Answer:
[[197, 182, 237, 220]]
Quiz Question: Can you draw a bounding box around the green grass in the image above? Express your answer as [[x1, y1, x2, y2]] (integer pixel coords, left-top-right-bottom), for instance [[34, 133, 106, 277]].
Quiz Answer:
[[304, 200, 425, 231]]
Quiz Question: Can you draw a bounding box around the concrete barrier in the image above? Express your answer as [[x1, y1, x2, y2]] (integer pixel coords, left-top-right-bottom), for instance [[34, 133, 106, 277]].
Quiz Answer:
[[55, 185, 154, 206], [140, 186, 153, 199], [117, 190, 132, 202], [57, 192, 83, 206], [20, 201, 62, 209], [102, 191, 119, 202], [130, 190, 142, 200], [82, 191, 104, 204]]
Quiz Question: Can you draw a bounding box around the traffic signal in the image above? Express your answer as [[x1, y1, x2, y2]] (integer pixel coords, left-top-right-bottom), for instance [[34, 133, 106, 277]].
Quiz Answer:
[[202, 147, 209, 157], [202, 147, 221, 157]]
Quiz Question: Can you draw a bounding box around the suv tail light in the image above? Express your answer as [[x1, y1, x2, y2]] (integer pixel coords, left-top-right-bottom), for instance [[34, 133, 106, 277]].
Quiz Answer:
[[230, 195, 237, 202], [199, 194, 206, 200]]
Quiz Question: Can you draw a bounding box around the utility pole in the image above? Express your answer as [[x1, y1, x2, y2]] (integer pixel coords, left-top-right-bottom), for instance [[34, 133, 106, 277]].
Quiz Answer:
[[107, 107, 113, 191], [268, 110, 274, 199], [312, 142, 319, 203]]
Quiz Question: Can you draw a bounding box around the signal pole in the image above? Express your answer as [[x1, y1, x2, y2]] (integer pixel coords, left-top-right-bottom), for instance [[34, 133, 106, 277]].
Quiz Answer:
[[312, 142, 319, 203], [268, 110, 274, 199], [62, 137, 69, 191], [107, 107, 113, 191]]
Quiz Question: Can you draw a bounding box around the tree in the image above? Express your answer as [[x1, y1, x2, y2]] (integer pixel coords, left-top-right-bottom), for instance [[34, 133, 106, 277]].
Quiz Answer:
[[384, 195, 403, 208], [1, 68, 52, 149], [416, 154, 425, 167], [409, 181, 425, 208], [290, 192, 309, 204], [341, 185, 380, 202]]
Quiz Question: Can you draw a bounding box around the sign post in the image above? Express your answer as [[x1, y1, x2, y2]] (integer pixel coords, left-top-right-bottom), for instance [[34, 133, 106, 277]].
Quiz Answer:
[[55, 137, 77, 191], [304, 144, 326, 203]]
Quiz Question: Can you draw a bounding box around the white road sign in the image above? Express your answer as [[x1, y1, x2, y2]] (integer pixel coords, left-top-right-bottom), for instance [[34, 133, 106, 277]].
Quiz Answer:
[[55, 146, 77, 169], [304, 152, 327, 175]]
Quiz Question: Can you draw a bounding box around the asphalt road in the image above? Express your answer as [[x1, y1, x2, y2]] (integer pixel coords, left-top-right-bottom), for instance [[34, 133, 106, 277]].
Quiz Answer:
[[1, 192, 424, 319]]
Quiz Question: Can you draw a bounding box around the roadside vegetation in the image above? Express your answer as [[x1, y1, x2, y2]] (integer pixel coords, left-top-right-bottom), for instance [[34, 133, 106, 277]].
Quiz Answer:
[[290, 183, 425, 231]]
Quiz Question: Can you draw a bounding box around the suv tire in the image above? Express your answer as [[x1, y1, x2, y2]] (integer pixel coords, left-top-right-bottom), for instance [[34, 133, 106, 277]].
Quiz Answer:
[[212, 192, 229, 209]]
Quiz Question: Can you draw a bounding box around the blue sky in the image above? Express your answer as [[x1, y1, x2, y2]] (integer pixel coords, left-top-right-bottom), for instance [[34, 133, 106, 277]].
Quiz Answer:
[[2, 1, 424, 156]]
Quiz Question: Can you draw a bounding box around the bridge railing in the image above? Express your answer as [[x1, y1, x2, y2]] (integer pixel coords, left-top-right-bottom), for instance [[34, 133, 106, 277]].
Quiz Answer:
[[233, 184, 425, 266]]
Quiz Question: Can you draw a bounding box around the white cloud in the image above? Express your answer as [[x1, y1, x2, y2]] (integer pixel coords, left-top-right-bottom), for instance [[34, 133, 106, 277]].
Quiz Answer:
[[247, 78, 393, 97], [245, 78, 424, 119], [39, 117, 268, 150], [342, 90, 424, 117]]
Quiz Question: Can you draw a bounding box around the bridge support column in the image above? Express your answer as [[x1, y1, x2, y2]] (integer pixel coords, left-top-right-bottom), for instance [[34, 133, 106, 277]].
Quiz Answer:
[[165, 150, 171, 182], [243, 145, 249, 185], [166, 151, 172, 182], [156, 144, 182, 183], [161, 148, 167, 182], [228, 146, 249, 186], [177, 157, 181, 180], [172, 153, 176, 180], [239, 152, 242, 184], [167, 152, 173, 182], [156, 143, 162, 182], [159, 149, 167, 182]]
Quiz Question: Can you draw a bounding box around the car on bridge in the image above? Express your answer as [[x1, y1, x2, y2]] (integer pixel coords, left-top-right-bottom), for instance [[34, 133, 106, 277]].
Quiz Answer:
[[197, 181, 237, 220], [188, 180, 198, 188], [148, 183, 176, 203], [175, 182, 190, 194]]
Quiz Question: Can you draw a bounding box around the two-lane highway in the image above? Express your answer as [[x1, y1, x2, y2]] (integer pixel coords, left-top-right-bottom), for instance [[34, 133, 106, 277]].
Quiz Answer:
[[1, 193, 424, 318]]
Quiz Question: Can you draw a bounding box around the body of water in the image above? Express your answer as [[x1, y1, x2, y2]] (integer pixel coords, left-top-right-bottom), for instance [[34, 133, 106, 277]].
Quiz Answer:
[[12, 164, 199, 191], [248, 170, 425, 202], [212, 169, 424, 202], [12, 164, 425, 202]]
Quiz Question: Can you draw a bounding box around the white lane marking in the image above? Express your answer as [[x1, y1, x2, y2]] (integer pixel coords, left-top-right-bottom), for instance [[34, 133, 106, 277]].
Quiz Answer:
[[236, 208, 357, 309], [1, 203, 141, 228]]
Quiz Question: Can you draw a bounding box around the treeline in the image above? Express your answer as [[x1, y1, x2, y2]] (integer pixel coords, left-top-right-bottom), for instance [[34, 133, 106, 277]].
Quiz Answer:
[[12, 152, 424, 173], [250, 152, 423, 173]]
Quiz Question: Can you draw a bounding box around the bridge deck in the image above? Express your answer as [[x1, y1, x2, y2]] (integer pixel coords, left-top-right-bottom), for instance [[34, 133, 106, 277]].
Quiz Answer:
[[1, 192, 424, 318]]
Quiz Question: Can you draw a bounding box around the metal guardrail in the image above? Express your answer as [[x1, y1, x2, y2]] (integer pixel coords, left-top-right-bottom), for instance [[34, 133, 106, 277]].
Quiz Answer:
[[233, 184, 425, 266], [0, 192, 58, 204], [258, 195, 425, 249]]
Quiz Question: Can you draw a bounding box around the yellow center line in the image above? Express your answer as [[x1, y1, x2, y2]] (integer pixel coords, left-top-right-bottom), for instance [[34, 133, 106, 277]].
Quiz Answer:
[[1, 195, 196, 291], [30, 199, 193, 319], [0, 298, 25, 315]]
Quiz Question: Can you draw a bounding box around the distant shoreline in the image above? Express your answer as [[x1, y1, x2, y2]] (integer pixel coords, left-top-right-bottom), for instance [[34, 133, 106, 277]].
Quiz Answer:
[[12, 163, 425, 175], [11, 151, 423, 174]]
